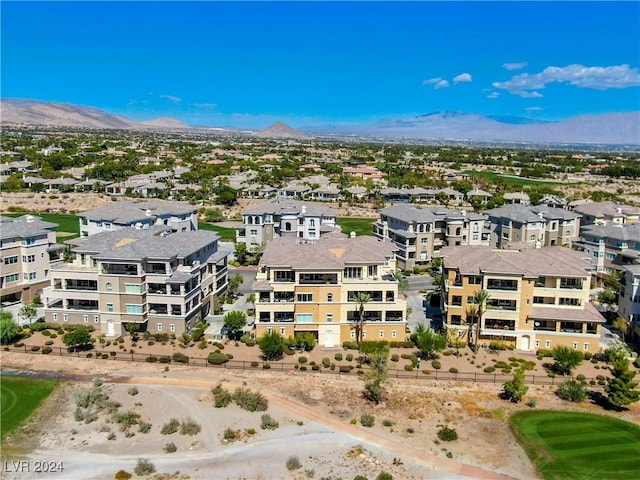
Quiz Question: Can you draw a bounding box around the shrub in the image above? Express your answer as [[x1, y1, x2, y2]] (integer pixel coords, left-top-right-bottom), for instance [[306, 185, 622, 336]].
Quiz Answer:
[[114, 470, 132, 480], [299, 366, 307, 371], [576, 374, 586, 382], [584, 352, 593, 360], [404, 365, 414, 371], [431, 360, 441, 370], [212, 384, 233, 408], [483, 366, 496, 373], [160, 418, 180, 435], [163, 442, 177, 453], [179, 418, 201, 436], [233, 387, 268, 412], [172, 352, 189, 364], [145, 356, 157, 363], [133, 459, 156, 476], [342, 341, 359, 350], [138, 421, 152, 434], [346, 353, 354, 361], [449, 368, 458, 374], [42, 347, 53, 354], [31, 346, 40, 352], [298, 356, 308, 364], [207, 352, 229, 365], [286, 456, 302, 471], [260, 414, 279, 430], [391, 354, 399, 362], [437, 426, 458, 442], [128, 387, 139, 396], [322, 358, 331, 367], [312, 365, 320, 371], [335, 353, 343, 361], [158, 356, 171, 364], [223, 427, 237, 440], [376, 473, 393, 480], [382, 419, 394, 427], [339, 365, 353, 373], [527, 399, 538, 408], [556, 379, 588, 403], [360, 414, 375, 427], [262, 363, 271, 369]]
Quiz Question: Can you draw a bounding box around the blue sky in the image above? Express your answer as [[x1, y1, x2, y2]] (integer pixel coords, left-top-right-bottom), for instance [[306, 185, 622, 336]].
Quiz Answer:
[[2, 1, 639, 128]]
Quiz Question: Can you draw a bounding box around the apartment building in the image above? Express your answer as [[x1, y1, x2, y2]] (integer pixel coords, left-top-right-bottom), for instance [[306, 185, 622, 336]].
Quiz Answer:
[[42, 226, 229, 336], [618, 265, 640, 342], [577, 222, 640, 276], [484, 204, 581, 248], [252, 233, 407, 347], [572, 201, 640, 226], [0, 215, 64, 305], [78, 200, 198, 237], [235, 199, 338, 251], [440, 245, 604, 353], [373, 205, 489, 270]]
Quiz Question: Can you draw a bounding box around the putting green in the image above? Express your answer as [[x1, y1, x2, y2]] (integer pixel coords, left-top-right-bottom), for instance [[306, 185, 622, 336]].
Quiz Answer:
[[510, 410, 640, 480], [1, 376, 58, 441]]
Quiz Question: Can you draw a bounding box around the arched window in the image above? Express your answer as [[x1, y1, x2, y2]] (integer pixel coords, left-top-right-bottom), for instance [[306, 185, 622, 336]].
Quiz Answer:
[[247, 216, 253, 224], [106, 283, 113, 292], [310, 219, 316, 227], [327, 293, 333, 302], [285, 222, 292, 231]]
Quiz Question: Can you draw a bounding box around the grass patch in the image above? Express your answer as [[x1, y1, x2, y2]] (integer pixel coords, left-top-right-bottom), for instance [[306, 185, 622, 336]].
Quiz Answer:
[[509, 410, 640, 480], [337, 217, 375, 237], [1, 376, 58, 440], [197, 222, 236, 241]]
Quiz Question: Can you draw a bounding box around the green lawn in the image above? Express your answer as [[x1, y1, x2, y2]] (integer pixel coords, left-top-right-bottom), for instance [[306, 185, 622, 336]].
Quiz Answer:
[[198, 221, 237, 241], [472, 171, 563, 187], [509, 410, 640, 480], [4, 212, 80, 239], [0, 376, 59, 441], [337, 217, 375, 237]]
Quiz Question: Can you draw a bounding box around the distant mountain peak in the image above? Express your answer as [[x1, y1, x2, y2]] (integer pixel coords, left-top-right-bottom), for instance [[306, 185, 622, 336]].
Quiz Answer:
[[258, 121, 306, 138]]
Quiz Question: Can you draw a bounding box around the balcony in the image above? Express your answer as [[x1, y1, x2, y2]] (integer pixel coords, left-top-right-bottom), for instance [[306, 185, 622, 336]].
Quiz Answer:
[[487, 279, 518, 291], [63, 280, 98, 291], [299, 273, 338, 285], [102, 264, 139, 276], [273, 313, 294, 322], [274, 293, 295, 303], [533, 321, 556, 332], [484, 320, 515, 331], [67, 300, 99, 311], [560, 322, 582, 333]]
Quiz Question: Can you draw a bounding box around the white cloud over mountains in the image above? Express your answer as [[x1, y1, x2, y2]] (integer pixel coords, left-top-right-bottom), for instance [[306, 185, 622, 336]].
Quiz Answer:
[[494, 64, 640, 97]]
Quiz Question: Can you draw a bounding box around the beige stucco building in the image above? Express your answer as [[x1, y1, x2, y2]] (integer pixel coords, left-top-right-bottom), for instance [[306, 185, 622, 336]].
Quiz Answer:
[[440, 245, 604, 353], [252, 233, 407, 347]]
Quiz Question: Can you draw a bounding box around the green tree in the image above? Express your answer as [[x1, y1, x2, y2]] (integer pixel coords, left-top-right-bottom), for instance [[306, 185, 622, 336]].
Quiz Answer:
[[551, 346, 584, 376], [62, 327, 93, 351], [125, 322, 140, 342], [246, 293, 256, 313], [258, 331, 286, 361], [18, 303, 38, 326], [471, 289, 490, 353], [412, 324, 446, 360], [235, 242, 248, 265], [556, 379, 588, 403], [604, 349, 640, 409], [612, 316, 629, 342], [350, 292, 372, 344], [503, 370, 529, 403], [0, 311, 20, 344], [228, 273, 244, 295], [223, 311, 247, 339], [359, 341, 390, 404]]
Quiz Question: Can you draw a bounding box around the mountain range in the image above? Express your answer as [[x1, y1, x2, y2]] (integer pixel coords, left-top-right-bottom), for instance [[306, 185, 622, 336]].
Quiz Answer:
[[1, 98, 638, 145]]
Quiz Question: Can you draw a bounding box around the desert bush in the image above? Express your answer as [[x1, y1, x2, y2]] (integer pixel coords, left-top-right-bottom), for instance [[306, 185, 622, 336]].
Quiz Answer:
[[286, 456, 302, 471], [128, 387, 139, 396], [449, 367, 458, 374], [158, 355, 171, 364], [212, 384, 233, 408], [160, 418, 180, 435], [31, 346, 40, 352], [260, 414, 279, 430], [44, 339, 54, 345], [483, 366, 496, 373], [312, 365, 320, 371], [133, 459, 155, 476], [172, 352, 189, 364], [437, 426, 458, 442], [179, 418, 201, 436], [376, 473, 393, 480], [113, 411, 141, 431], [360, 413, 375, 427], [42, 347, 53, 354], [114, 470, 132, 480], [335, 353, 343, 361], [223, 427, 237, 440], [346, 353, 354, 361], [322, 358, 331, 367], [207, 351, 229, 365], [298, 356, 308, 364], [342, 341, 359, 350], [584, 352, 593, 360], [382, 419, 394, 427], [163, 442, 177, 453], [556, 379, 587, 403], [404, 364, 414, 371], [390, 354, 399, 362], [431, 360, 441, 370], [233, 387, 268, 412], [138, 421, 152, 434], [527, 398, 538, 408], [339, 365, 353, 373]]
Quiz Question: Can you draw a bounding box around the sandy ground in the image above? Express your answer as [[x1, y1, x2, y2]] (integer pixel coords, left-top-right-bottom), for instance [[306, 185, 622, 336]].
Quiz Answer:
[[3, 350, 638, 480]]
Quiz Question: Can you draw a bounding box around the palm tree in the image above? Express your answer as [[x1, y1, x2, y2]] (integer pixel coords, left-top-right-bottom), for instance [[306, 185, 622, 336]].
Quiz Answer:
[[472, 289, 490, 353], [350, 292, 372, 344]]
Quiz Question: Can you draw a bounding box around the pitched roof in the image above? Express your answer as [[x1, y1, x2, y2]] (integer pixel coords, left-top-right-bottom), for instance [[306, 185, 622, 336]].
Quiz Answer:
[[0, 215, 58, 240], [244, 199, 337, 217], [79, 200, 197, 224]]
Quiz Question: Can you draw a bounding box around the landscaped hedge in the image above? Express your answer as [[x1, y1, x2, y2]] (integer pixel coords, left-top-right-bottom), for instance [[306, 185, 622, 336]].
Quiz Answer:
[[207, 352, 229, 365]]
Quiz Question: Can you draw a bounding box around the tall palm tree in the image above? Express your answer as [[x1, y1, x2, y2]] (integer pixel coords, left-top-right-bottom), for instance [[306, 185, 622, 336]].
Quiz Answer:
[[472, 289, 490, 353], [350, 292, 372, 344]]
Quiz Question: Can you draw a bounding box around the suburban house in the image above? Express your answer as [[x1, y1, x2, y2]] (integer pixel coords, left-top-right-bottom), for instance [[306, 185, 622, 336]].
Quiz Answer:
[[0, 215, 64, 305], [572, 201, 640, 226], [576, 222, 640, 276], [618, 265, 640, 342], [503, 192, 531, 205], [373, 205, 489, 270], [235, 199, 338, 251], [78, 200, 199, 237], [41, 226, 229, 336], [251, 233, 407, 347], [466, 188, 493, 204], [483, 204, 581, 249], [439, 244, 604, 353]]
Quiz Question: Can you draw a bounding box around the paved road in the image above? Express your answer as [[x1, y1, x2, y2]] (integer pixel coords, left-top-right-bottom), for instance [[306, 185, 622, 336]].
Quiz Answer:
[[406, 274, 436, 292], [406, 293, 429, 333]]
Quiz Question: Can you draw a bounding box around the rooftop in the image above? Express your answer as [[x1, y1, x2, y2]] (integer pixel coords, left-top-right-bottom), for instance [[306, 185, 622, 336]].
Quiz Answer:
[[79, 200, 197, 225], [0, 214, 58, 240], [244, 198, 337, 217]]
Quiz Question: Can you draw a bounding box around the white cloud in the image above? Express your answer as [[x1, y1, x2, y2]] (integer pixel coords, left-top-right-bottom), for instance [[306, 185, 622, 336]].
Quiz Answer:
[[453, 73, 473, 83], [503, 62, 528, 71], [487, 92, 500, 99], [160, 94, 182, 104], [423, 77, 450, 89], [526, 106, 544, 111], [494, 64, 640, 97], [195, 103, 217, 109]]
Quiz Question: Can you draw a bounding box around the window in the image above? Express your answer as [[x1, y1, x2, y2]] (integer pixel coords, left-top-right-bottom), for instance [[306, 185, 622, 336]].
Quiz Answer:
[[52, 313, 58, 321], [94, 315, 99, 323], [63, 314, 68, 322], [106, 303, 114, 312], [368, 265, 378, 277], [559, 298, 581, 306], [22, 255, 35, 263], [22, 237, 36, 246], [5, 273, 19, 283], [379, 330, 384, 338], [267, 327, 272, 334], [451, 295, 462, 306], [326, 313, 333, 323], [297, 293, 312, 302], [362, 331, 367, 338], [3, 255, 18, 265], [350, 331, 355, 338], [280, 327, 286, 335], [572, 342, 578, 349], [327, 293, 333, 302], [83, 315, 88, 323], [583, 343, 589, 351], [310, 219, 315, 227], [472, 234, 479, 241], [391, 330, 397, 338], [535, 340, 540, 348], [157, 323, 163, 331], [297, 313, 313, 323], [421, 238, 428, 244], [343, 267, 363, 279], [545, 340, 551, 348], [125, 284, 142, 294], [169, 324, 176, 332], [250, 229, 258, 236], [126, 304, 143, 314], [106, 283, 113, 291], [468, 276, 482, 285]]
